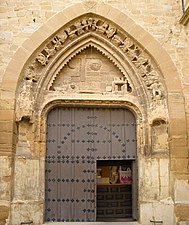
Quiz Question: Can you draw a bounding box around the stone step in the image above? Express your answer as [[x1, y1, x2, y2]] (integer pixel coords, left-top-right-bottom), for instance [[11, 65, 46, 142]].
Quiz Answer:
[[45, 222, 140, 225]]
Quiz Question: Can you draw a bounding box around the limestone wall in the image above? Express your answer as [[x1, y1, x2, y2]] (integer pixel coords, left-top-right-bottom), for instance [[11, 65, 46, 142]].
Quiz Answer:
[[0, 1, 189, 225]]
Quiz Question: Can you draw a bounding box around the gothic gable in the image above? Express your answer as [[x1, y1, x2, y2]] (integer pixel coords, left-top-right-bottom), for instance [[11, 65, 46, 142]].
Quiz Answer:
[[15, 13, 167, 122]]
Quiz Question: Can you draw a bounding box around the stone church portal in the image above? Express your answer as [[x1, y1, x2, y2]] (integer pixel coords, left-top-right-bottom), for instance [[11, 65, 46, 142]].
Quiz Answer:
[[1, 2, 188, 225]]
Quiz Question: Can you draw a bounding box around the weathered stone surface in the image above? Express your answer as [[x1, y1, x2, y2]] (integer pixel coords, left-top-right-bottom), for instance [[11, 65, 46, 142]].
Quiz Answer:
[[175, 205, 189, 221], [0, 205, 9, 225], [140, 198, 174, 225], [10, 201, 43, 225], [179, 221, 189, 225], [175, 180, 189, 204], [52, 47, 131, 95], [0, 157, 11, 201], [0, 110, 14, 121], [171, 158, 189, 173], [0, 157, 11, 225], [140, 158, 169, 201], [13, 157, 44, 201]]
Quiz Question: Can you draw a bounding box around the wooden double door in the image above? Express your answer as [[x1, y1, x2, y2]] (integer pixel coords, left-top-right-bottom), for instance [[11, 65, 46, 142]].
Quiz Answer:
[[45, 107, 136, 222]]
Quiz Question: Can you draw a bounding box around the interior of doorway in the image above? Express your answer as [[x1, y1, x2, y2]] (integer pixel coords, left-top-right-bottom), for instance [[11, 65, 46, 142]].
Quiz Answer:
[[96, 160, 137, 222]]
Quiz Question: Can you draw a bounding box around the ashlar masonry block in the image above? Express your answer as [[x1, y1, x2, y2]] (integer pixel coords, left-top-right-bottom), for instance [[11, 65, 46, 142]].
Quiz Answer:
[[0, 156, 11, 201], [140, 198, 174, 225], [175, 205, 189, 221], [171, 158, 189, 173], [13, 157, 44, 201], [10, 200, 43, 225], [175, 180, 189, 204], [0, 110, 14, 121], [140, 158, 160, 201]]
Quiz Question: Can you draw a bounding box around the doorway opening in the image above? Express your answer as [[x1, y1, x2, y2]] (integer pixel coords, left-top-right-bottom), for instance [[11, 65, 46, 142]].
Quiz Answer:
[[96, 160, 136, 222], [45, 106, 137, 222]]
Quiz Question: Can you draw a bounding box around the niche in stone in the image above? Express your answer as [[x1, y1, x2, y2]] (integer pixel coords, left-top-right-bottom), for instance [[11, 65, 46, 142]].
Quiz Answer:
[[50, 46, 132, 94], [151, 119, 168, 154]]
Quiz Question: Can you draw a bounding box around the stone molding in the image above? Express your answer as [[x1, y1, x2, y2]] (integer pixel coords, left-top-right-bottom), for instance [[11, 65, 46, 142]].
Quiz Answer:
[[180, 6, 189, 25]]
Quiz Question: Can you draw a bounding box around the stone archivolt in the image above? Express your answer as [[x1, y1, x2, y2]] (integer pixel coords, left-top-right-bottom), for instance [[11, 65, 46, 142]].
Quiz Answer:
[[16, 14, 166, 121]]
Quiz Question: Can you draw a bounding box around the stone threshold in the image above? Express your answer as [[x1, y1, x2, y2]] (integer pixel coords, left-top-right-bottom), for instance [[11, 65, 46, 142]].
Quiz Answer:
[[45, 222, 140, 225]]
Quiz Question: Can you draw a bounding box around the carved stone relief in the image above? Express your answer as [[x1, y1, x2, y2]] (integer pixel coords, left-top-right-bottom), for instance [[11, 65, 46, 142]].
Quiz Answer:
[[51, 47, 132, 94], [88, 59, 102, 71], [24, 64, 41, 82], [16, 14, 167, 121]]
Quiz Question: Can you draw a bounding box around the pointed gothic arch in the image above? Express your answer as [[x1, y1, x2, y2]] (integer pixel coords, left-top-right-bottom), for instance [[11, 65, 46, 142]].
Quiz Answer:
[[3, 2, 186, 225], [14, 11, 169, 122], [2, 2, 183, 127]]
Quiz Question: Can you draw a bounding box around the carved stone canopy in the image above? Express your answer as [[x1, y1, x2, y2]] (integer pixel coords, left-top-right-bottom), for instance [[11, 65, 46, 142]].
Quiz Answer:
[[16, 13, 166, 121]]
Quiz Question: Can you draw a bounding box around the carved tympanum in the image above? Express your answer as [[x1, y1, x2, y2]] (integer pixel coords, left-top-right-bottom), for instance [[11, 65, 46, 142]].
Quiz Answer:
[[51, 47, 132, 95]]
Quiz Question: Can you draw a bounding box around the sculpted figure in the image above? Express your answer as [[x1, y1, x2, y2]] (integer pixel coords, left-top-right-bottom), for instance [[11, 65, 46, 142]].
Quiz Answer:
[[81, 18, 96, 31], [24, 65, 40, 82], [36, 53, 48, 66], [139, 60, 153, 77], [16, 79, 34, 120], [145, 71, 158, 87], [66, 26, 78, 39], [96, 22, 108, 34], [52, 33, 67, 50], [44, 46, 56, 58], [136, 55, 149, 70], [75, 21, 85, 35], [106, 26, 116, 39], [120, 38, 134, 52], [127, 46, 141, 61], [81, 18, 88, 31], [86, 18, 96, 31], [19, 79, 33, 108], [112, 33, 123, 46], [149, 82, 164, 100]]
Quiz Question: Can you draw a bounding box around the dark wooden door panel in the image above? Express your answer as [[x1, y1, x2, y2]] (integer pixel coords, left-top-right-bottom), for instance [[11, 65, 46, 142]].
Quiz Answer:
[[97, 184, 132, 218], [45, 107, 136, 222]]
